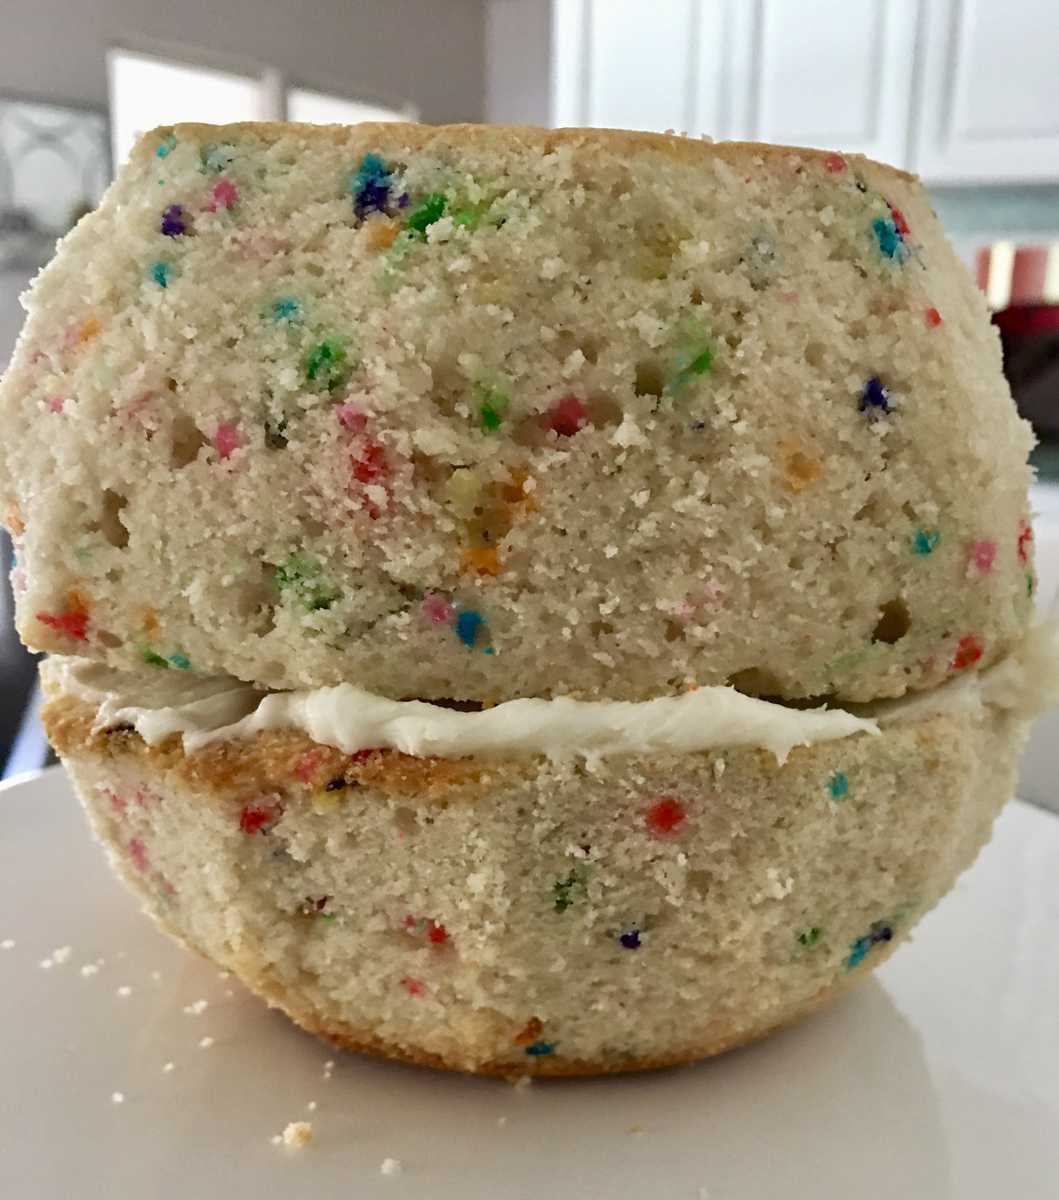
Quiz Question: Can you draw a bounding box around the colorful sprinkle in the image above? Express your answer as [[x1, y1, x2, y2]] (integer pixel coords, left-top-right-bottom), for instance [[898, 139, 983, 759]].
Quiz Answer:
[[477, 385, 510, 433], [461, 546, 500, 576], [239, 802, 280, 835], [156, 134, 176, 159], [128, 838, 150, 872], [275, 553, 339, 612], [845, 921, 893, 969], [619, 929, 642, 950], [524, 1041, 555, 1058], [1017, 519, 1033, 565], [201, 144, 235, 174], [167, 651, 191, 670], [293, 749, 325, 783], [824, 152, 847, 174], [36, 603, 89, 642], [213, 422, 243, 460], [952, 634, 984, 670], [350, 153, 394, 221], [161, 205, 188, 237], [924, 307, 943, 328], [47, 395, 65, 414], [553, 869, 588, 913], [912, 528, 940, 556], [543, 394, 588, 437], [141, 647, 169, 669], [872, 217, 907, 262], [336, 403, 366, 432], [270, 296, 301, 323], [206, 178, 238, 212], [646, 796, 687, 837], [796, 927, 822, 947], [859, 376, 890, 416], [827, 772, 849, 800], [149, 261, 171, 288], [968, 539, 997, 575], [405, 192, 447, 240], [455, 609, 486, 648], [889, 205, 911, 238], [304, 338, 350, 391], [401, 977, 426, 997], [402, 916, 448, 944], [514, 1017, 544, 1046], [667, 345, 713, 394], [422, 592, 456, 626]]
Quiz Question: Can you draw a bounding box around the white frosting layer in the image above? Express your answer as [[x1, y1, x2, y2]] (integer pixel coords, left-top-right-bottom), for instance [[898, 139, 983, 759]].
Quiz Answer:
[[44, 623, 1059, 764]]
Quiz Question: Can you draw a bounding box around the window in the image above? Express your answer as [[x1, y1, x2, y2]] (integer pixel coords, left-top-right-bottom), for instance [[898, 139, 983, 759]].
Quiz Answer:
[[287, 88, 409, 127]]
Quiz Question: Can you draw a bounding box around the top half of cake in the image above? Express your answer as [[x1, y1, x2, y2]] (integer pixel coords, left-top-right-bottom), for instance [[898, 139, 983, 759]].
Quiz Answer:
[[0, 122, 1036, 703]]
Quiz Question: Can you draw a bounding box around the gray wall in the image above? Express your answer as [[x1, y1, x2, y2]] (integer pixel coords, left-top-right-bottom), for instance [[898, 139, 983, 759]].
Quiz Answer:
[[484, 0, 552, 125], [0, 0, 485, 123]]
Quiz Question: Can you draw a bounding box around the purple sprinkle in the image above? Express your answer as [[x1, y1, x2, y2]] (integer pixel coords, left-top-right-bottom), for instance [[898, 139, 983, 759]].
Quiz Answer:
[[859, 376, 890, 415], [619, 930, 641, 950], [161, 204, 187, 237], [870, 924, 894, 944]]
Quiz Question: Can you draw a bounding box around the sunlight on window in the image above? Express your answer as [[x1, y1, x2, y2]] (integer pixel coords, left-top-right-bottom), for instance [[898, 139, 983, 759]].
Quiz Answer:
[[287, 88, 412, 126]]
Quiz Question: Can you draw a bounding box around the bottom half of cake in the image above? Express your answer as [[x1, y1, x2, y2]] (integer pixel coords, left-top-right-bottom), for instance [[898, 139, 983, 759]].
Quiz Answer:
[[38, 648, 1047, 1077]]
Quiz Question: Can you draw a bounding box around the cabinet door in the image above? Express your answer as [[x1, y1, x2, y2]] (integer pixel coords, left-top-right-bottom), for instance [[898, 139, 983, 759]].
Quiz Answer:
[[726, 0, 919, 166], [913, 0, 1059, 183]]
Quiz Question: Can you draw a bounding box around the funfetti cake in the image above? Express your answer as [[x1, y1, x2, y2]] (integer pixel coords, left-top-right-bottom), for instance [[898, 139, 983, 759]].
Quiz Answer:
[[2, 123, 1055, 1076]]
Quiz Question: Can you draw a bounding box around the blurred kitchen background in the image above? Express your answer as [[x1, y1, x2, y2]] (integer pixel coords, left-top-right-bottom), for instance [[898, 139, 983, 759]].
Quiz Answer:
[[2, 0, 1058, 799]]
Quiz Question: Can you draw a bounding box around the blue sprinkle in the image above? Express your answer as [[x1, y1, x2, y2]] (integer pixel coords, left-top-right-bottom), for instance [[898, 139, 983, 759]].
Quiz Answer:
[[167, 652, 191, 670], [859, 376, 890, 415], [912, 528, 941, 556], [455, 610, 485, 648], [156, 134, 176, 159], [271, 296, 301, 323], [827, 771, 849, 800], [619, 930, 641, 950], [525, 1041, 555, 1057], [845, 921, 894, 969], [350, 152, 393, 221], [149, 261, 171, 288], [873, 217, 908, 262]]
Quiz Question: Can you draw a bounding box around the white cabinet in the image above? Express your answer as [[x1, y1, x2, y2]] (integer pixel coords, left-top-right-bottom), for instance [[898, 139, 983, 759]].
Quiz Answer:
[[541, 0, 1059, 182], [913, 0, 1059, 183]]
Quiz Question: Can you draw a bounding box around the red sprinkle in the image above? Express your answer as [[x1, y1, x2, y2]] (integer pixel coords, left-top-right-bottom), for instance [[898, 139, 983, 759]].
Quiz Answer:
[[1017, 519, 1033, 565], [207, 178, 238, 212], [543, 394, 589, 437], [889, 205, 911, 237], [36, 607, 89, 642], [401, 977, 426, 997], [952, 635, 984, 671], [128, 838, 149, 872], [924, 307, 943, 328], [426, 919, 448, 945], [646, 796, 687, 837], [349, 748, 380, 764], [239, 802, 279, 834], [970, 539, 997, 574], [824, 153, 847, 174]]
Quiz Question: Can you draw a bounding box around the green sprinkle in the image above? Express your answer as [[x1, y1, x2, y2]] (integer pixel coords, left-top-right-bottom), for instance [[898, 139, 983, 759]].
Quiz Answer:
[[912, 528, 940, 556], [142, 648, 169, 669], [275, 552, 339, 611], [304, 338, 350, 392], [667, 345, 713, 394], [167, 651, 191, 670], [317, 912, 336, 922], [406, 192, 447, 239], [553, 868, 588, 913], [476, 385, 510, 433], [156, 134, 176, 159], [201, 143, 236, 174], [796, 927, 822, 948], [827, 771, 849, 800], [270, 297, 301, 323], [149, 261, 171, 288], [1027, 573, 1035, 597]]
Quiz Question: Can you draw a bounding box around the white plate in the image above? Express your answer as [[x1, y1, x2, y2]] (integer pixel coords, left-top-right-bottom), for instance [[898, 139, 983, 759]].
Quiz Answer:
[[2, 767, 1057, 1199]]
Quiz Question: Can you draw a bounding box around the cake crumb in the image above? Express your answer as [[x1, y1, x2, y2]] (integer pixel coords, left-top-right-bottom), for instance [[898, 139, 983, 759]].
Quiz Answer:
[[496, 1116, 508, 1128], [116, 985, 132, 998], [39, 958, 54, 969], [379, 1157, 403, 1176], [306, 1100, 317, 1112], [281, 1121, 313, 1148], [182, 999, 209, 1016], [162, 1061, 175, 1073], [52, 945, 72, 964], [80, 963, 99, 977], [151, 970, 162, 982], [1, 939, 14, 950], [198, 1036, 215, 1049], [111, 1092, 124, 1104]]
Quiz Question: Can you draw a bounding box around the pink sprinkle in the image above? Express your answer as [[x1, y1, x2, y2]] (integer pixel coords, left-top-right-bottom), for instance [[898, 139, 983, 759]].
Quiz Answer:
[[780, 291, 800, 304], [422, 592, 455, 626], [213, 422, 242, 460], [47, 395, 65, 414], [337, 403, 367, 433], [824, 153, 847, 174], [207, 179, 239, 212], [294, 748, 324, 783], [968, 539, 997, 575], [543, 394, 588, 437], [401, 977, 426, 997], [129, 838, 150, 872], [104, 787, 127, 815]]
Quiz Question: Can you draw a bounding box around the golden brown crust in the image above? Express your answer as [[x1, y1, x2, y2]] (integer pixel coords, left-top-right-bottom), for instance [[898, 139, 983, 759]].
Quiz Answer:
[[133, 121, 917, 184]]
